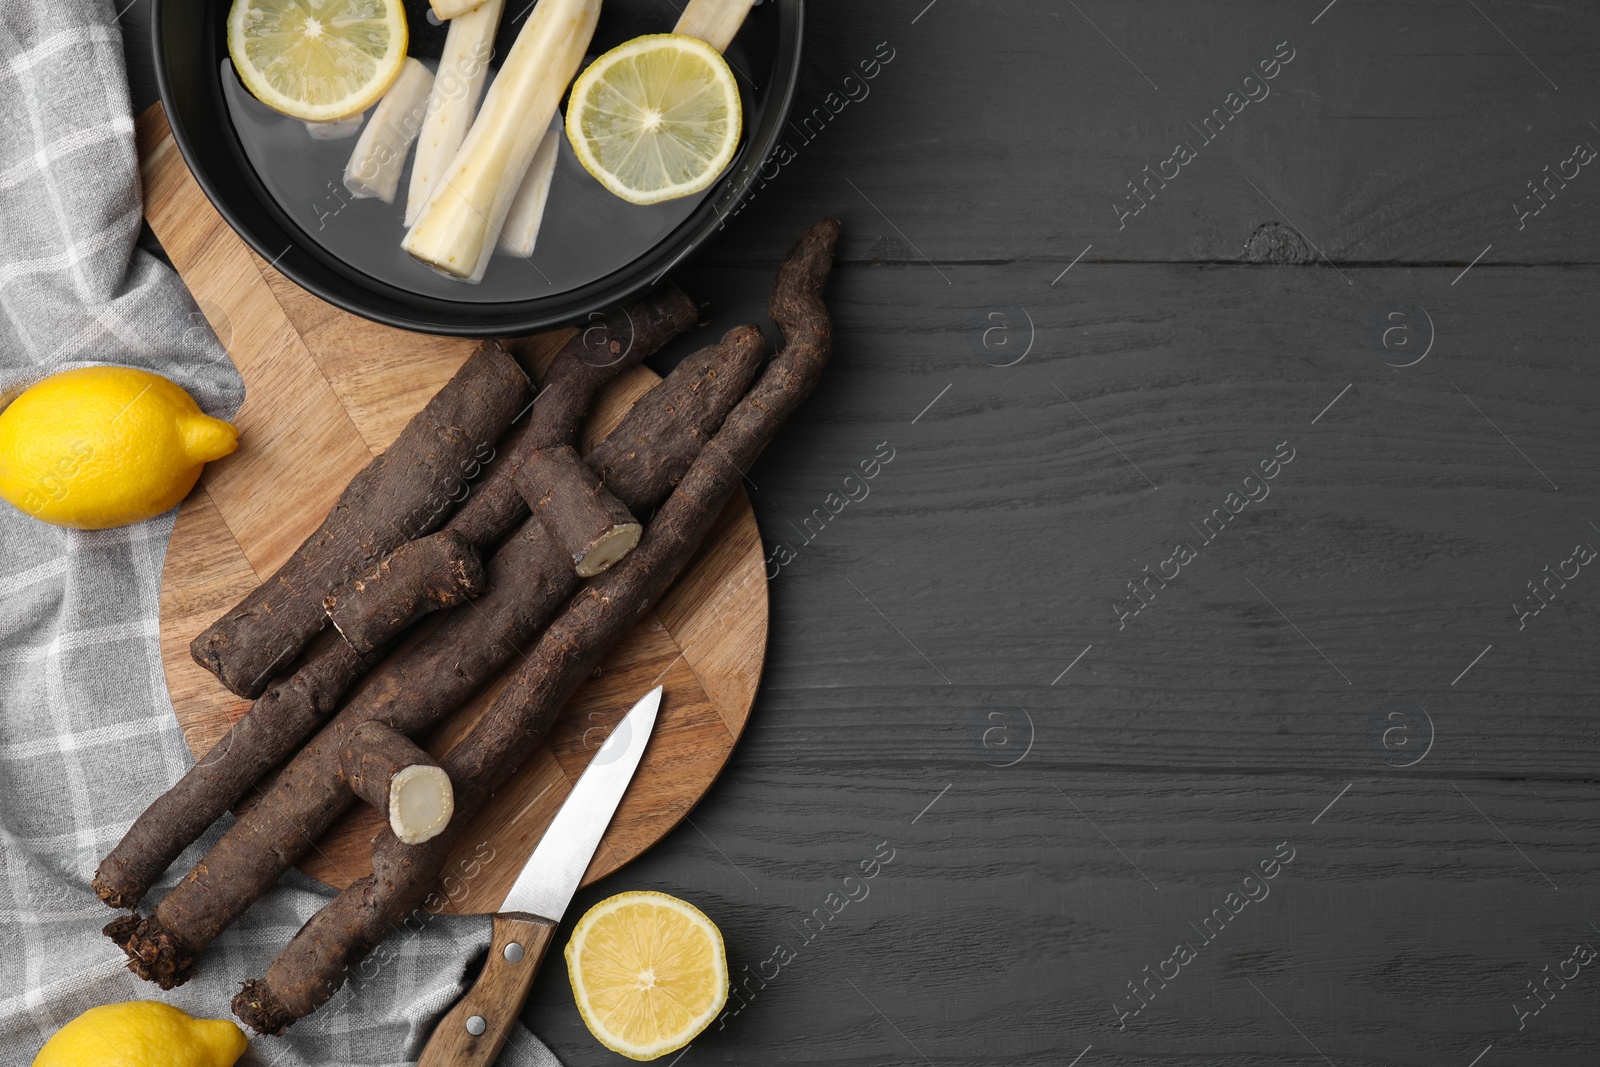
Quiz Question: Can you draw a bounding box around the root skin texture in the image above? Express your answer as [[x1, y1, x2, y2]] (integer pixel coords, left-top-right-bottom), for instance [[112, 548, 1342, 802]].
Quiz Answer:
[[447, 287, 699, 547], [585, 324, 766, 512], [104, 323, 757, 981], [95, 296, 687, 920], [324, 530, 485, 654], [104, 250, 800, 1003], [92, 632, 379, 910], [515, 444, 642, 577], [109, 518, 577, 986], [191, 342, 531, 698]]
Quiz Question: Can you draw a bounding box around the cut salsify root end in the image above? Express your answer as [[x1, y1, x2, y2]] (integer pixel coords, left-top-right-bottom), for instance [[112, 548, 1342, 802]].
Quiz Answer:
[[386, 765, 455, 846], [340, 721, 455, 846], [573, 523, 643, 578], [428, 0, 486, 19], [516, 445, 643, 578]]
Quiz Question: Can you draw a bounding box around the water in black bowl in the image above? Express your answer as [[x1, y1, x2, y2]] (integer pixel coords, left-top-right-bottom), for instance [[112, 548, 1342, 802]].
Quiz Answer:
[[219, 0, 761, 304]]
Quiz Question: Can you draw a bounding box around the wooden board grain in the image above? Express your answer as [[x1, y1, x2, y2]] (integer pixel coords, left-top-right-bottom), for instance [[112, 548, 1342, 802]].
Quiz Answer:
[[138, 103, 768, 915]]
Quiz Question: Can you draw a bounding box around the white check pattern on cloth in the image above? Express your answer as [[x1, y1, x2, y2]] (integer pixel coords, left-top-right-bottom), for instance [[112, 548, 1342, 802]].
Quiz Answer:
[[0, 3, 562, 1064]]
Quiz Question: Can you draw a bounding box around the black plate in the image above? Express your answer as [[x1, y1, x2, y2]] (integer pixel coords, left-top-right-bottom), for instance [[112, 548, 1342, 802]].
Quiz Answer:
[[152, 0, 803, 336]]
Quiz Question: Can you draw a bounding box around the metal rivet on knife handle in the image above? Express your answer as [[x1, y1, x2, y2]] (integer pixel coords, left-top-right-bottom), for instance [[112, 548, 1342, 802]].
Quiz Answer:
[[416, 687, 664, 1066]]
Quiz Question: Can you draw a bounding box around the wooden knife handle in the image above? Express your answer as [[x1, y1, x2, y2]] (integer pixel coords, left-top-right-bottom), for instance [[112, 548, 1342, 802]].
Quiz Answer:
[[418, 914, 559, 1067]]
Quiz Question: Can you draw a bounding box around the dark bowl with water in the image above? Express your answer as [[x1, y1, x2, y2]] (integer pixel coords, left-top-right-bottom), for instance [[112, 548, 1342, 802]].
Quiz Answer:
[[152, 0, 803, 336]]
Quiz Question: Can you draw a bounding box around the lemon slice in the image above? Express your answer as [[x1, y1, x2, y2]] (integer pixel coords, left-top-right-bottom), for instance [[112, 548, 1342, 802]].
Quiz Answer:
[[566, 34, 743, 206], [227, 0, 409, 122], [566, 891, 729, 1061]]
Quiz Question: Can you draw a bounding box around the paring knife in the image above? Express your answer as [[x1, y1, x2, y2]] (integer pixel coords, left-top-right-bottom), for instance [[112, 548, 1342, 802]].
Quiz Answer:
[[417, 684, 663, 1067]]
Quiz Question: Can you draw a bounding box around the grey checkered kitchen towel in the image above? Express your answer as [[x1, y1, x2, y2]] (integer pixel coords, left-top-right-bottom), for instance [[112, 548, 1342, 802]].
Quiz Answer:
[[0, 3, 561, 1064]]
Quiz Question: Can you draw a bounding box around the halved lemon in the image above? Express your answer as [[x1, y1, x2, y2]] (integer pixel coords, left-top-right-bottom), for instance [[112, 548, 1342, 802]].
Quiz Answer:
[[566, 34, 743, 206], [566, 891, 729, 1061], [227, 0, 409, 122]]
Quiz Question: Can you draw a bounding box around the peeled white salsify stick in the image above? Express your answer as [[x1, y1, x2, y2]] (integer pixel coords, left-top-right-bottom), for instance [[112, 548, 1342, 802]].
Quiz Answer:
[[344, 58, 435, 203], [430, 0, 488, 19], [673, 0, 758, 52], [497, 114, 562, 257], [403, 0, 600, 283], [496, 2, 752, 262], [305, 113, 365, 141], [406, 0, 506, 228]]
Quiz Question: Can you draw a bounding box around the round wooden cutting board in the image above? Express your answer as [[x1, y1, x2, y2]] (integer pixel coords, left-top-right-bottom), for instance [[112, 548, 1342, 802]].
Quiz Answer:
[[138, 105, 767, 917]]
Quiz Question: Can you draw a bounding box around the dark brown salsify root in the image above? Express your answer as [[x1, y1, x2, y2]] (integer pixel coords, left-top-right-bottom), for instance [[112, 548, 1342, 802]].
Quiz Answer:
[[447, 287, 700, 549], [191, 342, 533, 698], [96, 522, 471, 910], [92, 312, 681, 916], [234, 830, 461, 1035], [106, 306, 768, 982], [324, 530, 484, 654], [91, 323, 631, 914], [104, 911, 195, 990], [92, 632, 381, 910], [339, 721, 454, 845], [586, 324, 766, 512], [235, 219, 840, 1030], [234, 980, 293, 1037], [445, 219, 839, 803], [516, 445, 641, 577], [108, 520, 577, 985]]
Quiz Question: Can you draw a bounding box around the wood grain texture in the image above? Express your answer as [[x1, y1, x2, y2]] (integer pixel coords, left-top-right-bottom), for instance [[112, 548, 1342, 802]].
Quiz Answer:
[[715, 0, 1600, 268], [679, 260, 1600, 783], [137, 120, 375, 576], [120, 4, 1600, 1065], [139, 105, 770, 917], [417, 914, 559, 1067], [534, 766, 1600, 1066]]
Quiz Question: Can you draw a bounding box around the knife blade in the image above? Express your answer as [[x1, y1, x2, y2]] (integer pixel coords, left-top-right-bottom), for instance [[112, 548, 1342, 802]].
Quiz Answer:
[[417, 684, 663, 1067]]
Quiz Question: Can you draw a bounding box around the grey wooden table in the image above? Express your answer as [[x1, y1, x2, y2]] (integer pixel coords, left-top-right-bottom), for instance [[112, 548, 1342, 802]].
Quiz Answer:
[[125, 2, 1600, 1064]]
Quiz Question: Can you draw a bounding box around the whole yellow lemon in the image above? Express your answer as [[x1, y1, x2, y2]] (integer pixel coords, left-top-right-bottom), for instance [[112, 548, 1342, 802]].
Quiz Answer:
[[0, 367, 237, 529], [33, 1001, 248, 1067]]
